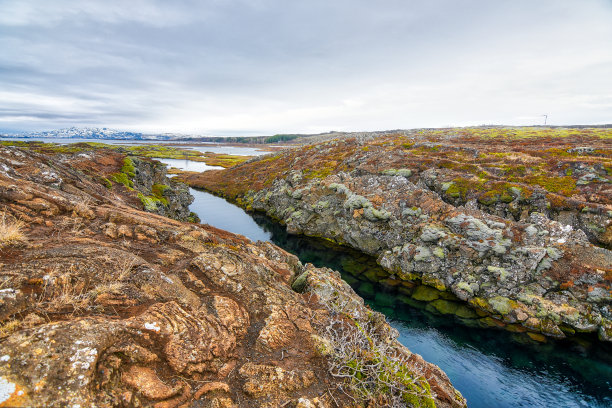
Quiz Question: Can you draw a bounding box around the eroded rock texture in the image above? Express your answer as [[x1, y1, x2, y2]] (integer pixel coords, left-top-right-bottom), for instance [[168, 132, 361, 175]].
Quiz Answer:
[[0, 144, 465, 407], [182, 127, 612, 342]]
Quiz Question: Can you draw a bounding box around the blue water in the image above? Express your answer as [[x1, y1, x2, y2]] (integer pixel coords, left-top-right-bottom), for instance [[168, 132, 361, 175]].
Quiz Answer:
[[186, 188, 612, 408], [158, 157, 273, 241], [393, 315, 611, 408], [189, 188, 272, 242]]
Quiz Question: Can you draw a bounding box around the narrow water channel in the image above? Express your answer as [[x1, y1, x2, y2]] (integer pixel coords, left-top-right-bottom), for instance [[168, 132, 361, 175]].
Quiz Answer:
[[187, 187, 612, 408]]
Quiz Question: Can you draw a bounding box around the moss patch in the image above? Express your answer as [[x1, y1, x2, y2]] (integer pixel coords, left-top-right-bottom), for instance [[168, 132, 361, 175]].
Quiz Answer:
[[138, 193, 167, 211], [110, 172, 134, 189]]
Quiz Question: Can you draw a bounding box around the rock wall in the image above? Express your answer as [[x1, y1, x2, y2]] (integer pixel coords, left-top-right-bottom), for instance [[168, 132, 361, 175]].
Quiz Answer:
[[419, 167, 610, 249], [130, 156, 197, 222], [243, 172, 611, 341]]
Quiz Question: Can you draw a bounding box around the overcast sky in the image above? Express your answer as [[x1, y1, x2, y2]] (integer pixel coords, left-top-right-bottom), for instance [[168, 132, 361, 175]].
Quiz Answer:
[[1, 0, 611, 135]]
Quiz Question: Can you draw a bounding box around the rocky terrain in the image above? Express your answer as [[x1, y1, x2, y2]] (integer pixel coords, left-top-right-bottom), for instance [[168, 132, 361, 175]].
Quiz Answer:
[[0, 143, 465, 407], [182, 127, 612, 343]]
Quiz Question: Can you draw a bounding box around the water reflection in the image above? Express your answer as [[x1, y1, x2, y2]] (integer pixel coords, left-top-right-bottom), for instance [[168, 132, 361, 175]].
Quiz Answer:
[[189, 189, 272, 242], [155, 158, 224, 173]]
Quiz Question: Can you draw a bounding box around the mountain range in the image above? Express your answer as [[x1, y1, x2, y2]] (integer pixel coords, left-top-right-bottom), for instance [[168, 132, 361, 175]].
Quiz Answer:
[[0, 127, 169, 140]]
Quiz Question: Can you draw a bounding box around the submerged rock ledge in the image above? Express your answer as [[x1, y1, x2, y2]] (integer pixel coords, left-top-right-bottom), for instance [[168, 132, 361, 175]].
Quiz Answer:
[[182, 127, 612, 343], [0, 144, 465, 407]]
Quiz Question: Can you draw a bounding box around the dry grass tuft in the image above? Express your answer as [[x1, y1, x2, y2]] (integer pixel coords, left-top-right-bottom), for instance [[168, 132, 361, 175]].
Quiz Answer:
[[55, 216, 87, 236], [72, 197, 95, 219], [117, 258, 136, 281], [89, 282, 124, 297], [34, 269, 90, 315], [0, 319, 21, 337], [86, 258, 135, 300], [0, 212, 26, 248]]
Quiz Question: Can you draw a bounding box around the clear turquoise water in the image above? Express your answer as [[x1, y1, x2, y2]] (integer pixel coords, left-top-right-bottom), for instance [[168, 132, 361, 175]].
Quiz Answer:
[[187, 188, 612, 408]]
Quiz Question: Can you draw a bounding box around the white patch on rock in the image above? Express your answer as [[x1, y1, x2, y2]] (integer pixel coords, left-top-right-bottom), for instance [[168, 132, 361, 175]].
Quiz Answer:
[[144, 322, 161, 332], [0, 377, 16, 404], [0, 355, 9, 362], [77, 374, 89, 386], [0, 289, 17, 299], [69, 347, 98, 371]]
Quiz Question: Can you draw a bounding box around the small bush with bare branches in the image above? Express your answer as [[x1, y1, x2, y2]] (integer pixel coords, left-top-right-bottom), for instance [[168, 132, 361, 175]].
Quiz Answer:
[[322, 300, 435, 407]]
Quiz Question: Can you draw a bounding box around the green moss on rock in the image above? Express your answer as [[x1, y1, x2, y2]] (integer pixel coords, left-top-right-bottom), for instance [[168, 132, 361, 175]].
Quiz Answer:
[[121, 157, 136, 178], [488, 296, 517, 315], [455, 305, 479, 319], [138, 193, 165, 211], [411, 285, 440, 302], [100, 177, 112, 189], [110, 172, 134, 189], [291, 271, 309, 293], [430, 299, 459, 315]]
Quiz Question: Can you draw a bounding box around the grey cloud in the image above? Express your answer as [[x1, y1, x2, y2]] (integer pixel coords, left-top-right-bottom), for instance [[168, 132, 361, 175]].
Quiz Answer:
[[0, 0, 611, 133]]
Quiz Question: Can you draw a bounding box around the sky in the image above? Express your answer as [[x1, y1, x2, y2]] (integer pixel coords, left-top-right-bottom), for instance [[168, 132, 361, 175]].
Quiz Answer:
[[1, 0, 611, 135]]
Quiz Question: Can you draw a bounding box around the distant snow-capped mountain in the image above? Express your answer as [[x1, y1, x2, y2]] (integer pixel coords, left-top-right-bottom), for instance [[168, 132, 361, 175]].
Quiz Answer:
[[1, 127, 172, 140]]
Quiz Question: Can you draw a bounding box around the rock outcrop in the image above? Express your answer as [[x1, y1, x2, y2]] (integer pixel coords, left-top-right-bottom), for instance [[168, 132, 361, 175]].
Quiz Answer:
[[181, 127, 612, 342], [0, 142, 196, 222], [0, 144, 465, 407], [129, 156, 196, 221]]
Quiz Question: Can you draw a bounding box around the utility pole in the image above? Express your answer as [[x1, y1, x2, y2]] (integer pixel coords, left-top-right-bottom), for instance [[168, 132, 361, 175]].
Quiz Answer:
[[542, 114, 548, 125]]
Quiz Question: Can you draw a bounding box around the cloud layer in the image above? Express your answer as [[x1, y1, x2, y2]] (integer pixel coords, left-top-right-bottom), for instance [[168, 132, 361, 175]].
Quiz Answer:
[[1, 0, 611, 134]]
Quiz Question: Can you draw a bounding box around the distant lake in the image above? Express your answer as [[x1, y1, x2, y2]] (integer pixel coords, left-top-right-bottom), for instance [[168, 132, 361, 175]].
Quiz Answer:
[[181, 145, 270, 156], [0, 137, 273, 156], [154, 158, 225, 173]]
